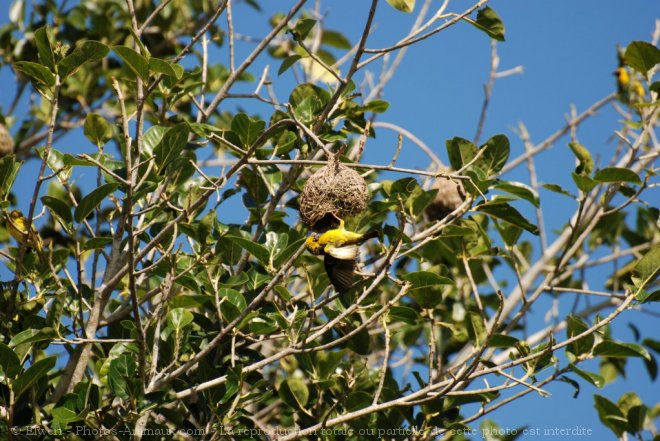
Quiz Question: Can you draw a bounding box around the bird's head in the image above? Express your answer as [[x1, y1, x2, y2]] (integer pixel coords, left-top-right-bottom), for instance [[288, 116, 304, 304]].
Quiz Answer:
[[305, 233, 323, 255], [614, 67, 629, 85], [10, 210, 21, 220]]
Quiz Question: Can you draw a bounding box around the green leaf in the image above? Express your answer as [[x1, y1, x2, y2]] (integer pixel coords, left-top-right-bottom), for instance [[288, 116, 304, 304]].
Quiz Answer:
[[292, 18, 316, 40], [41, 195, 73, 226], [650, 81, 660, 94], [627, 404, 647, 434], [593, 341, 651, 360], [476, 202, 539, 235], [279, 378, 309, 409], [13, 356, 56, 399], [62, 154, 94, 166], [568, 142, 594, 175], [74, 183, 120, 223], [571, 172, 596, 193], [278, 54, 302, 76], [289, 83, 331, 108], [225, 234, 270, 266], [58, 41, 108, 78], [9, 328, 55, 349], [388, 305, 419, 325], [13, 61, 55, 87], [636, 289, 660, 304], [10, 329, 47, 364], [475, 135, 510, 177], [494, 181, 539, 207], [466, 6, 505, 41], [82, 237, 113, 251], [524, 340, 554, 375], [188, 122, 222, 138], [386, 0, 415, 13], [346, 390, 372, 411], [568, 142, 593, 175], [403, 271, 453, 309], [617, 392, 642, 417], [566, 315, 594, 358], [142, 125, 168, 157], [321, 30, 351, 49], [216, 236, 243, 266], [34, 27, 55, 71], [593, 167, 642, 185], [558, 375, 581, 399], [446, 137, 478, 171], [541, 183, 576, 199], [154, 123, 189, 172], [294, 95, 323, 125], [231, 113, 265, 148], [624, 41, 660, 77], [274, 237, 306, 268], [168, 308, 194, 332], [0, 342, 22, 378], [402, 183, 437, 216], [220, 367, 241, 404], [315, 350, 345, 379], [83, 113, 113, 146], [51, 399, 80, 429], [493, 211, 522, 246], [249, 316, 278, 335], [108, 354, 136, 400], [346, 324, 371, 355], [274, 285, 292, 302], [632, 246, 660, 294], [569, 363, 604, 388], [149, 57, 183, 79], [446, 391, 499, 407], [468, 312, 487, 347], [364, 100, 390, 113], [488, 333, 519, 348], [594, 394, 626, 437], [219, 288, 247, 323], [113, 46, 150, 80], [0, 155, 21, 199]]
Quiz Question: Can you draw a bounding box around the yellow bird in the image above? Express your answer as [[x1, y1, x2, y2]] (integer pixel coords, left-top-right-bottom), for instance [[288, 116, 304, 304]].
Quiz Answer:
[[614, 67, 645, 104], [3, 209, 43, 252], [305, 218, 379, 293]]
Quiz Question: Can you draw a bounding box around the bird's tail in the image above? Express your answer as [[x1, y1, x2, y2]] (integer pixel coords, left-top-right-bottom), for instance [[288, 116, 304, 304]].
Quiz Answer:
[[361, 230, 380, 243]]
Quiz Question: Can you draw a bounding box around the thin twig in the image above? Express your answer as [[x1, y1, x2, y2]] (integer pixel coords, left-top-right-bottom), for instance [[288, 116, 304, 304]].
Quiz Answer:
[[474, 40, 499, 145]]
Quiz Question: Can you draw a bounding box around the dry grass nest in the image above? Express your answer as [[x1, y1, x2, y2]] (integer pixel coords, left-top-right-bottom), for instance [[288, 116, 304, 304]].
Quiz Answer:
[[0, 124, 14, 157], [425, 169, 465, 221], [300, 156, 369, 230]]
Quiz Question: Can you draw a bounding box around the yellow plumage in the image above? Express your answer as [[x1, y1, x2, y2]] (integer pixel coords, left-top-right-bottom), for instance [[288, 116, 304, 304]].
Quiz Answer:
[[4, 209, 43, 252], [614, 67, 645, 104], [305, 219, 379, 293]]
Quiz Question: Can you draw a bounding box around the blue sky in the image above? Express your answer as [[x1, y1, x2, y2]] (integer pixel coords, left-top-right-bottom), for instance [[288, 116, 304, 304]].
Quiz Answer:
[[1, 0, 658, 438]]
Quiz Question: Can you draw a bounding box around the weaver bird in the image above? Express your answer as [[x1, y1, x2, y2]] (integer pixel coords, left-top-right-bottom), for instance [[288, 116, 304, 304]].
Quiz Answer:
[[3, 209, 44, 252], [305, 218, 379, 293], [614, 67, 645, 104]]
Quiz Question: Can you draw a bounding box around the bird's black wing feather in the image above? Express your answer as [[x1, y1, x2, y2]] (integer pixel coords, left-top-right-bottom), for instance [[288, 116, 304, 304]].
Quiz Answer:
[[324, 255, 356, 293]]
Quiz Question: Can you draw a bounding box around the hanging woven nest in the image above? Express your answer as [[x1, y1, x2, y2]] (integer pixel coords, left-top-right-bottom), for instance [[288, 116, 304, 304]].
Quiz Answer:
[[0, 123, 14, 157], [300, 155, 369, 230], [425, 169, 465, 221]]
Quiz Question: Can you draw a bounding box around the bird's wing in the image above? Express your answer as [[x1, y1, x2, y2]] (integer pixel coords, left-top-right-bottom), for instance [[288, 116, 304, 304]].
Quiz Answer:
[[324, 255, 356, 293], [325, 244, 359, 260]]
